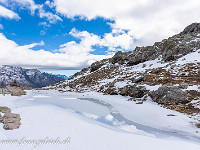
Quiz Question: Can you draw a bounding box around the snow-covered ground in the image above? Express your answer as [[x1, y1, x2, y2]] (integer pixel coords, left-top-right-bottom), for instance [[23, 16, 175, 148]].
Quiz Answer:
[[0, 90, 200, 150]]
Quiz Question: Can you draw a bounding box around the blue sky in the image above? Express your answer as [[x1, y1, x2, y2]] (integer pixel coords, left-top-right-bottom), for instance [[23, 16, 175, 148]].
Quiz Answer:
[[0, 0, 200, 76]]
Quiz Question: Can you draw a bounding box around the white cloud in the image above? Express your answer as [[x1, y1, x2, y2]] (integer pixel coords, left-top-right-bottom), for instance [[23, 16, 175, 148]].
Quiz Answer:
[[0, 5, 20, 19], [45, 0, 55, 8], [13, 0, 39, 14], [3, 0, 62, 24], [39, 8, 62, 24], [67, 28, 136, 52], [21, 40, 44, 49], [0, 33, 112, 69], [53, 0, 200, 46], [40, 30, 46, 35], [38, 22, 51, 27]]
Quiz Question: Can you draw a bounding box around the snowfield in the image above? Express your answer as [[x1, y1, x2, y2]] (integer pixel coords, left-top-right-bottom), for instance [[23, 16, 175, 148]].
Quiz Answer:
[[0, 90, 200, 150]]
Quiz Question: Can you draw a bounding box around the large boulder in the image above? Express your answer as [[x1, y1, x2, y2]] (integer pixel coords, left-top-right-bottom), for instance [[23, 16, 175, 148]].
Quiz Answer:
[[0, 107, 11, 113], [10, 88, 26, 96], [119, 85, 146, 98], [149, 86, 191, 105], [3, 112, 21, 130], [91, 59, 109, 72], [110, 51, 129, 64]]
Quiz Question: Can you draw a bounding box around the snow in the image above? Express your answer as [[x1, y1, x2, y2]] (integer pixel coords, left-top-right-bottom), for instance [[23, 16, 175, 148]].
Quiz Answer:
[[175, 49, 200, 65], [0, 90, 200, 150]]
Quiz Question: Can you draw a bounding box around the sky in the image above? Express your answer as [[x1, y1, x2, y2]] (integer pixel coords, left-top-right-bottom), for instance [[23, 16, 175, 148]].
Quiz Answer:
[[0, 0, 200, 75]]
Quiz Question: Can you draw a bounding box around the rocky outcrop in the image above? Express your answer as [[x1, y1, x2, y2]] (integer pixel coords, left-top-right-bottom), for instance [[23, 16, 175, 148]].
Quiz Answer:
[[0, 85, 29, 96], [91, 59, 110, 72], [149, 86, 191, 105], [119, 85, 147, 98], [3, 112, 21, 130], [182, 23, 200, 34], [0, 106, 21, 130]]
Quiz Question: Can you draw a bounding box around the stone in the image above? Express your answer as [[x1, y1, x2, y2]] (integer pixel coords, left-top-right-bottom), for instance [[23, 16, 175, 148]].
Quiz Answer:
[[182, 23, 200, 34], [149, 86, 191, 105], [119, 85, 146, 98], [4, 112, 20, 119], [0, 107, 11, 113], [3, 112, 21, 130], [3, 123, 21, 130], [10, 88, 26, 96], [0, 114, 3, 123], [104, 87, 118, 95], [91, 59, 109, 72], [130, 76, 146, 83]]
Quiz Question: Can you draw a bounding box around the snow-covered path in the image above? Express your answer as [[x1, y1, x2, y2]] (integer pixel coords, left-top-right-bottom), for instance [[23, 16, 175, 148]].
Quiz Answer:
[[0, 90, 200, 150]]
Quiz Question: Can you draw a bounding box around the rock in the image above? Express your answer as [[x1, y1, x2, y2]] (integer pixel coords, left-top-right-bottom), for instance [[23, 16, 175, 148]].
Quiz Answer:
[[110, 51, 128, 64], [10, 88, 26, 96], [3, 112, 21, 130], [3, 112, 20, 119], [3, 123, 21, 130], [178, 83, 189, 89], [149, 86, 191, 105], [196, 123, 200, 128], [104, 87, 118, 95], [167, 114, 176, 116], [0, 114, 2, 123], [0, 107, 11, 113], [182, 23, 200, 34], [119, 85, 146, 98], [130, 76, 146, 83], [91, 59, 109, 72], [136, 102, 143, 104]]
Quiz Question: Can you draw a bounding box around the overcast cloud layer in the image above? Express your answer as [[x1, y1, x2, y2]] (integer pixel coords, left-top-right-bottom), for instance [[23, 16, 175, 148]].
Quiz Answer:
[[0, 0, 200, 70]]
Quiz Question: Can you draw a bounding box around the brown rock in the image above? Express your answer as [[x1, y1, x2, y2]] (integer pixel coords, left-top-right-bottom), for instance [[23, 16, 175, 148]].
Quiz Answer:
[[3, 123, 21, 130], [11, 89, 26, 96], [3, 112, 21, 130], [4, 112, 20, 119], [0, 114, 3, 123], [0, 107, 11, 113]]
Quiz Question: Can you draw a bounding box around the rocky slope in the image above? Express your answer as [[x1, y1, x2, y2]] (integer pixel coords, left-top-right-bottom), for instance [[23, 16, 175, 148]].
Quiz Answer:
[[48, 23, 200, 121], [0, 65, 65, 88]]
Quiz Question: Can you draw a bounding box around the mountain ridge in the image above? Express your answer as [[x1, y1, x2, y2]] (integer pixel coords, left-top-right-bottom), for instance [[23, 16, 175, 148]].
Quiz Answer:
[[48, 23, 200, 115], [0, 65, 65, 88]]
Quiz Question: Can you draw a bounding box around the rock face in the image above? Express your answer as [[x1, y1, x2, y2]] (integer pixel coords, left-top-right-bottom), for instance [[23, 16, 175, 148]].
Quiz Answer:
[[0, 65, 64, 88], [182, 23, 200, 34], [3, 112, 21, 130], [149, 86, 191, 105]]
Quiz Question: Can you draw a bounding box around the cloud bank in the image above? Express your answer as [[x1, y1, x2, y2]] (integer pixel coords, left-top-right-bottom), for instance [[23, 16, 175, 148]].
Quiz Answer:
[[54, 0, 200, 45]]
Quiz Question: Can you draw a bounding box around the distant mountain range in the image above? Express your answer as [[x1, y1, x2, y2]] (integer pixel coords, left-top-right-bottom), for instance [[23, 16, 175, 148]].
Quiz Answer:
[[0, 65, 65, 88], [52, 74, 69, 79]]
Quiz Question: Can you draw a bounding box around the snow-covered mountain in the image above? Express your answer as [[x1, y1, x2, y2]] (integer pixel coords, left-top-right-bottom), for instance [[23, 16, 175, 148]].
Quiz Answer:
[[0, 65, 65, 88], [50, 23, 200, 116], [53, 74, 69, 79]]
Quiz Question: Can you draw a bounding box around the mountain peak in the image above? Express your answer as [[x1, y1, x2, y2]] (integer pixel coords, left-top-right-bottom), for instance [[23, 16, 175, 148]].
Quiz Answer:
[[182, 22, 200, 34]]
